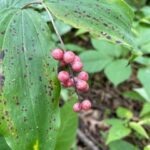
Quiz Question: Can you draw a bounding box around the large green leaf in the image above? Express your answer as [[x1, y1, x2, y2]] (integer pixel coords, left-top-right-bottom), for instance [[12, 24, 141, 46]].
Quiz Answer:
[[0, 0, 40, 9], [45, 0, 134, 46], [129, 122, 149, 139], [0, 8, 60, 150], [138, 68, 150, 98], [79, 50, 113, 73], [109, 140, 139, 150], [140, 103, 150, 117], [144, 145, 150, 150], [116, 107, 133, 120], [134, 88, 150, 102], [91, 39, 128, 58], [55, 96, 78, 150], [0, 136, 10, 150], [104, 59, 132, 86], [105, 119, 131, 144]]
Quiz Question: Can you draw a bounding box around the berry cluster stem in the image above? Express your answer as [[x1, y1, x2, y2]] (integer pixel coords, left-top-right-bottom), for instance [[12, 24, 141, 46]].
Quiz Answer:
[[43, 3, 81, 100], [42, 3, 66, 51], [68, 64, 81, 99]]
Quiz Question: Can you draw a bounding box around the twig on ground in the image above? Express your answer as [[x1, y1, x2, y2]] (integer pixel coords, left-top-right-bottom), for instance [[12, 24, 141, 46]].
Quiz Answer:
[[77, 129, 100, 150]]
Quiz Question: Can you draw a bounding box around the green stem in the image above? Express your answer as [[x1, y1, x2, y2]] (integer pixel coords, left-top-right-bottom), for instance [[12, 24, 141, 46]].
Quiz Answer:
[[42, 3, 66, 51], [42, 3, 81, 101]]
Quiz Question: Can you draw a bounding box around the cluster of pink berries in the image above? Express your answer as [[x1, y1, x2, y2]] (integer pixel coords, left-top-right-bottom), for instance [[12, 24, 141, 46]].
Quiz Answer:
[[51, 48, 92, 112]]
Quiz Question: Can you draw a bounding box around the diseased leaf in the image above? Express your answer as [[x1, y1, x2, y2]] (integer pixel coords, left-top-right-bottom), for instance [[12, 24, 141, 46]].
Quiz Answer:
[[45, 0, 134, 46], [0, 8, 60, 150]]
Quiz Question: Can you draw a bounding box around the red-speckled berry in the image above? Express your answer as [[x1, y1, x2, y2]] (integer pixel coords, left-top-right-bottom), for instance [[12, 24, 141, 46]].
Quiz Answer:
[[51, 48, 64, 60], [73, 102, 81, 112], [63, 51, 75, 63], [78, 71, 89, 81], [81, 100, 91, 110], [76, 80, 88, 91], [74, 56, 81, 62], [71, 61, 83, 72], [58, 71, 70, 82]]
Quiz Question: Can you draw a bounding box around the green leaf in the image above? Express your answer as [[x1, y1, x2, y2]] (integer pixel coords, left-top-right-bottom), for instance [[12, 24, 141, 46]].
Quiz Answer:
[[139, 118, 150, 126], [123, 91, 146, 102], [0, 8, 60, 150], [125, 0, 147, 8], [0, 0, 40, 9], [105, 119, 131, 144], [138, 68, 150, 98], [0, 136, 10, 150], [134, 88, 150, 102], [55, 96, 78, 150], [129, 122, 149, 139], [80, 50, 113, 73], [41, 11, 72, 35], [135, 57, 150, 66], [65, 44, 85, 52], [45, 0, 134, 46], [144, 145, 150, 150], [140, 103, 150, 117], [109, 140, 139, 150], [104, 59, 132, 86], [116, 107, 133, 120], [91, 39, 128, 58]]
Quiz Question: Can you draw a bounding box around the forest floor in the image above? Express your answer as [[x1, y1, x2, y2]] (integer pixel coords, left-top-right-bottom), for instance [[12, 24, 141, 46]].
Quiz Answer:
[[76, 70, 149, 150]]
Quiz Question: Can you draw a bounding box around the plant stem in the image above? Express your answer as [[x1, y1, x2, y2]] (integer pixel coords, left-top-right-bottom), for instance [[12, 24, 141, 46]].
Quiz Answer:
[[42, 3, 81, 100], [42, 3, 66, 51]]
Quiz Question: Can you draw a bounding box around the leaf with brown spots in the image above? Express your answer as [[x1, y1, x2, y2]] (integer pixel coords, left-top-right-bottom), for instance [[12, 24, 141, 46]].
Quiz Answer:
[[45, 0, 134, 47]]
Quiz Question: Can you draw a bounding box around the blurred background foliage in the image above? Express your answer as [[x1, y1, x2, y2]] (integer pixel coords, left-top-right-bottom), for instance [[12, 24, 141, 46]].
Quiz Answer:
[[47, 0, 150, 149]]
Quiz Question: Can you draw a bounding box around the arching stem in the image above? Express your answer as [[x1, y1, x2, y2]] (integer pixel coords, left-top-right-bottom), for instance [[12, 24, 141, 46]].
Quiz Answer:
[[42, 3, 81, 101]]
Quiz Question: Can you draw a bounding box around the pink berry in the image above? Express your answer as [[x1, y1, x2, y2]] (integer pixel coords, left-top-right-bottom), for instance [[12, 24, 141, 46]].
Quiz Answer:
[[73, 103, 81, 112], [58, 71, 70, 82], [76, 80, 88, 91], [81, 100, 92, 111], [63, 51, 75, 63], [51, 48, 64, 60], [71, 61, 83, 72], [74, 56, 81, 62], [66, 79, 74, 87], [78, 71, 89, 81], [81, 84, 89, 92]]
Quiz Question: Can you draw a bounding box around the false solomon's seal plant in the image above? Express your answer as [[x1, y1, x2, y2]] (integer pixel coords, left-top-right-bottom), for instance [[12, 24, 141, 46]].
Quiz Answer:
[[0, 0, 133, 149]]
